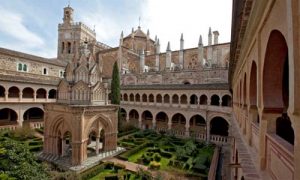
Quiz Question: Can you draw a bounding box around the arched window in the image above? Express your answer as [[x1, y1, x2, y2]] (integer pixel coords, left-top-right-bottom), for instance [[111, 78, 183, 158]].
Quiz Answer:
[[172, 94, 179, 104], [210, 95, 220, 106], [200, 95, 208, 105]]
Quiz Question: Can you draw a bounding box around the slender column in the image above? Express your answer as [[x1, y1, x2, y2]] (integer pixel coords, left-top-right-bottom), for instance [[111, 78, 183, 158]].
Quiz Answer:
[[138, 116, 142, 129], [96, 137, 100, 154], [46, 91, 49, 102], [258, 112, 280, 170], [152, 119, 156, 130], [34, 91, 37, 102], [185, 124, 190, 137], [4, 90, 8, 101], [19, 92, 22, 102], [168, 121, 172, 130], [206, 119, 210, 143], [126, 113, 129, 122]]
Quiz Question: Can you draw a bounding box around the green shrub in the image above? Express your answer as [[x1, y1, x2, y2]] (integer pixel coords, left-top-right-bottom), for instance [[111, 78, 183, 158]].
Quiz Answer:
[[149, 161, 160, 170], [104, 175, 118, 180], [28, 141, 43, 146], [153, 153, 161, 162], [160, 150, 172, 158], [28, 145, 43, 152], [80, 163, 105, 180]]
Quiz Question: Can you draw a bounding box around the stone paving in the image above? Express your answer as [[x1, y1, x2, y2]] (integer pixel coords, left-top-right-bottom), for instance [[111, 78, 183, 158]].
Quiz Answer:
[[39, 146, 126, 172]]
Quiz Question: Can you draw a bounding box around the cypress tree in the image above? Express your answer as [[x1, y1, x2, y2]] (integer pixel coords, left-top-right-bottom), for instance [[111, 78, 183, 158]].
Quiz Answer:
[[111, 61, 121, 129], [111, 61, 120, 105]]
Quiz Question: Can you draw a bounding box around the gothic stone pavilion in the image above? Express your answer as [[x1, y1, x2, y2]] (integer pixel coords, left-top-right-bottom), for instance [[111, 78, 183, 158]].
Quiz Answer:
[[42, 40, 118, 165]]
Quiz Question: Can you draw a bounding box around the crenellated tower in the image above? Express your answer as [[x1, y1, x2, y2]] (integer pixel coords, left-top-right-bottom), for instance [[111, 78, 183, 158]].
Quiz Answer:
[[57, 5, 96, 61]]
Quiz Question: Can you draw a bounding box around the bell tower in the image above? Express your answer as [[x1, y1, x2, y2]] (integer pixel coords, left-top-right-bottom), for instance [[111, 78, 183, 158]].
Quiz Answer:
[[63, 6, 74, 25]]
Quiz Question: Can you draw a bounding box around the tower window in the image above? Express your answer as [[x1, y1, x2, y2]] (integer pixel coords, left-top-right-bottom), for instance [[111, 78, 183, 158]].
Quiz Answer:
[[67, 42, 71, 54], [42, 67, 48, 75], [59, 70, 65, 78], [17, 63, 28, 72]]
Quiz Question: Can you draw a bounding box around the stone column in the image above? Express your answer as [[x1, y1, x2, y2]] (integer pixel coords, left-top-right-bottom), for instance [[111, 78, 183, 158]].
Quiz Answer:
[[126, 113, 129, 122], [19, 92, 22, 102], [152, 119, 156, 130], [138, 116, 142, 129], [46, 91, 49, 102], [34, 91, 37, 102], [4, 90, 8, 101], [168, 121, 172, 130], [96, 137, 100, 154], [258, 112, 280, 170], [185, 125, 190, 137], [206, 120, 210, 143]]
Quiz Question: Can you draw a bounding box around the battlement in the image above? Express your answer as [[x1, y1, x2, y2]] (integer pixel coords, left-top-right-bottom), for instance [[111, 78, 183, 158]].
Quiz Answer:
[[58, 22, 96, 36]]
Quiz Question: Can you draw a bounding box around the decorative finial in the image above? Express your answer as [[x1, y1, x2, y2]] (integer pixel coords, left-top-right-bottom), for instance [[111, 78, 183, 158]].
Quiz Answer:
[[209, 27, 212, 35], [180, 33, 184, 41], [167, 41, 171, 51], [93, 25, 96, 32], [68, 0, 71, 7], [198, 35, 203, 46]]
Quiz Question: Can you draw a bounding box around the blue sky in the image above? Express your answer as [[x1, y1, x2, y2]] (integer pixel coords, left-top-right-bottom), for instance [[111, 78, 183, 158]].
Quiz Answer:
[[0, 0, 232, 58]]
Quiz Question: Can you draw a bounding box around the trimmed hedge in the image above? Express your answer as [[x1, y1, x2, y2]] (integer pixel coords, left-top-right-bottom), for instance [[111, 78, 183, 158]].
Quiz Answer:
[[80, 162, 106, 180], [119, 142, 154, 160]]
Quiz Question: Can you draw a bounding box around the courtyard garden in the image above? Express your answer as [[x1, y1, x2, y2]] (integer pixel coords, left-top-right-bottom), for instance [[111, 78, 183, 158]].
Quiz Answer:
[[117, 130, 215, 179]]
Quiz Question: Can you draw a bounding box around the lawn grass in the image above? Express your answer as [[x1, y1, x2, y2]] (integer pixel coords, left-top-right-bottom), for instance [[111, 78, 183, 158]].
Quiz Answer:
[[128, 147, 148, 162]]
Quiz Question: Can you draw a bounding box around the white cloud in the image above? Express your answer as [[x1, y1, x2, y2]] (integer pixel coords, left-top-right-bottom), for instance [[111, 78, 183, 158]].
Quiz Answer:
[[0, 8, 45, 47]]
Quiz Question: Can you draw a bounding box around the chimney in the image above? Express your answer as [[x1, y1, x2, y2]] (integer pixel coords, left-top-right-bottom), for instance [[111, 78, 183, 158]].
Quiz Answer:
[[213, 31, 219, 45]]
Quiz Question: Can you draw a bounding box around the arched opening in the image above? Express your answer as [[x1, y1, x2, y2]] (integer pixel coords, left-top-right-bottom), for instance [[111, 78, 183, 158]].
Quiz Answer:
[[0, 85, 5, 97], [8, 86, 19, 98], [142, 110, 153, 129], [210, 117, 229, 136], [263, 30, 292, 144], [276, 115, 294, 145], [135, 94, 140, 102], [87, 131, 97, 156], [123, 94, 128, 101], [108, 93, 112, 101], [129, 109, 139, 126], [149, 94, 154, 103], [142, 94, 147, 102], [0, 108, 18, 125], [190, 115, 206, 135], [120, 108, 127, 121], [183, 81, 191, 85], [164, 94, 170, 103], [210, 95, 220, 106], [200, 95, 208, 105], [156, 112, 168, 131], [221, 95, 232, 106], [263, 30, 289, 111], [62, 131, 72, 157], [23, 107, 44, 121], [190, 94, 198, 105], [171, 113, 186, 132], [180, 94, 187, 104], [22, 87, 34, 98], [129, 93, 134, 102], [156, 94, 162, 103], [172, 94, 179, 104], [36, 88, 46, 99], [48, 89, 57, 99]]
